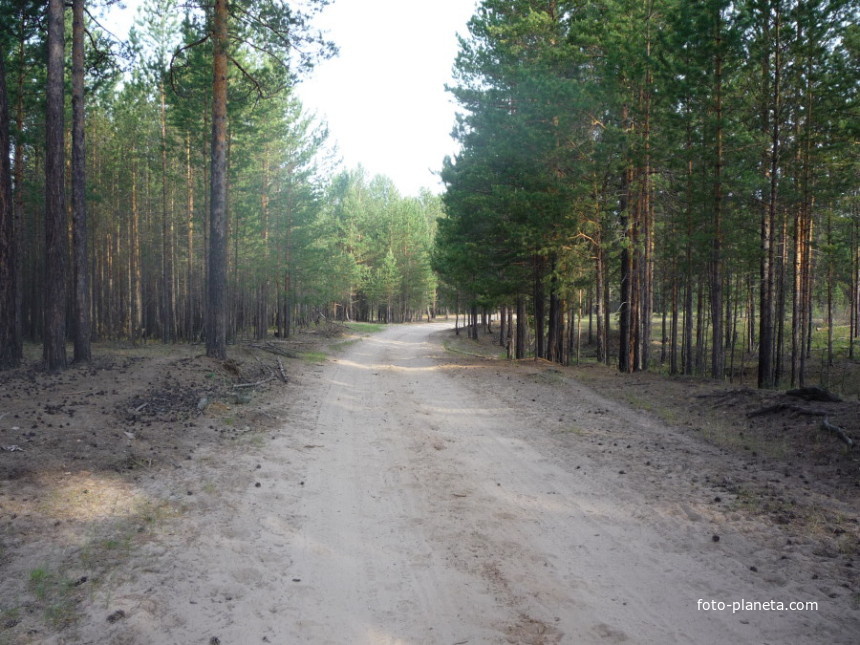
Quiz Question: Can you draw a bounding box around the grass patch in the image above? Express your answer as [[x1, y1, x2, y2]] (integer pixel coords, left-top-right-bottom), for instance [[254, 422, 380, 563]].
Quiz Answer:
[[240, 433, 268, 449], [345, 322, 385, 334], [443, 337, 507, 360], [16, 498, 183, 636], [695, 422, 792, 461], [299, 351, 328, 363], [620, 392, 655, 414], [621, 390, 688, 425], [27, 567, 80, 629]]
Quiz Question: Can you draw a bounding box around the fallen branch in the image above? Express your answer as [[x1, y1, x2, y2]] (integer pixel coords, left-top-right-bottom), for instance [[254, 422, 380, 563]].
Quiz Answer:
[[821, 418, 854, 448], [232, 373, 275, 389], [747, 404, 829, 418], [276, 358, 287, 383]]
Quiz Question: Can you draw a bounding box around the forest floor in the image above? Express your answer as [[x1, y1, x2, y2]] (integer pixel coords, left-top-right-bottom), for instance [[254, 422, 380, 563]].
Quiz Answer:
[[0, 321, 858, 644]]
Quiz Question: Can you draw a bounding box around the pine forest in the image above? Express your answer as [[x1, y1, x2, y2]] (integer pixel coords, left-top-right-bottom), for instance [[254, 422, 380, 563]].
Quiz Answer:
[[0, 0, 858, 393]]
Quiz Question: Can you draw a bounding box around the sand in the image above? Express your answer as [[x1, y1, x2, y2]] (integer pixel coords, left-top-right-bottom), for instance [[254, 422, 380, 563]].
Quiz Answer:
[[55, 322, 858, 644]]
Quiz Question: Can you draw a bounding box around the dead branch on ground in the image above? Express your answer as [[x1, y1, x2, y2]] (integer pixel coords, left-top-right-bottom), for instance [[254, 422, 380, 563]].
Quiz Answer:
[[232, 372, 275, 389], [820, 418, 854, 448]]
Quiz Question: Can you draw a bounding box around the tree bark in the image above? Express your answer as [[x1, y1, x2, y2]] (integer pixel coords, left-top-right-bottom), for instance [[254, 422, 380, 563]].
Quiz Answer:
[[547, 256, 562, 364], [533, 255, 545, 359], [515, 294, 526, 359], [594, 231, 606, 364], [619, 167, 633, 373], [185, 133, 196, 341], [43, 0, 68, 371], [710, 6, 724, 380], [131, 154, 143, 340], [72, 0, 91, 363], [759, 3, 781, 388], [0, 50, 19, 368], [12, 30, 25, 353], [160, 81, 175, 343], [206, 0, 229, 360]]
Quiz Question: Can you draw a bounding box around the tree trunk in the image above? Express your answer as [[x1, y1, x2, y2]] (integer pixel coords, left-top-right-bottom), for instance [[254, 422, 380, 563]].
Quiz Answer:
[[548, 287, 562, 364], [206, 0, 229, 360], [470, 303, 478, 340], [619, 168, 633, 373], [72, 0, 91, 363], [850, 216, 858, 360], [759, 3, 781, 389], [826, 209, 833, 367], [695, 279, 706, 373], [533, 255, 545, 359], [159, 81, 175, 343], [185, 133, 196, 341], [670, 266, 679, 375], [12, 31, 25, 353], [515, 294, 526, 359], [639, 12, 654, 372], [547, 256, 562, 364], [131, 154, 143, 340], [595, 234, 606, 364], [0, 50, 19, 368], [507, 305, 513, 358], [710, 7, 724, 380], [43, 0, 67, 371]]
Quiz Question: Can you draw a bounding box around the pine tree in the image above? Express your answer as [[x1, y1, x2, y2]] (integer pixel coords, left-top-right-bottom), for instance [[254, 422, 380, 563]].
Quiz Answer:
[[43, 0, 67, 371]]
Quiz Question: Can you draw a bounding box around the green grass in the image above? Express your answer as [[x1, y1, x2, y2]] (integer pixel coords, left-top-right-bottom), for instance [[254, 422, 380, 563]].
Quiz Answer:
[[442, 333, 508, 360], [300, 351, 328, 363], [27, 567, 79, 629], [345, 322, 385, 334]]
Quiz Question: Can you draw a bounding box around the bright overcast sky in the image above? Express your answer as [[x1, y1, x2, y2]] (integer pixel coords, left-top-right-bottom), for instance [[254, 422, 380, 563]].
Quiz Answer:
[[102, 0, 478, 196], [296, 0, 478, 195]]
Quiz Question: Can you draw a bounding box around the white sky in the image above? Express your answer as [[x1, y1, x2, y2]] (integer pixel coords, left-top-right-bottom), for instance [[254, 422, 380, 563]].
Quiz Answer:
[[102, 0, 478, 196], [296, 0, 477, 195]]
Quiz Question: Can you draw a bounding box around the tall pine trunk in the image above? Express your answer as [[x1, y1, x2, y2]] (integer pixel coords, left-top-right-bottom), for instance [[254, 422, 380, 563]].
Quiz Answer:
[[130, 154, 143, 340], [185, 134, 196, 341], [43, 0, 67, 371], [619, 167, 633, 373], [0, 50, 19, 368], [533, 255, 545, 359], [710, 6, 724, 380], [515, 295, 526, 359], [758, 3, 781, 388], [206, 0, 229, 360], [160, 82, 175, 343], [594, 216, 607, 364], [72, 0, 91, 362]]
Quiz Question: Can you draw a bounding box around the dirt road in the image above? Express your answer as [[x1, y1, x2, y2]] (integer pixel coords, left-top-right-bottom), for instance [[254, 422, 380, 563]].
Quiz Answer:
[[71, 323, 857, 644]]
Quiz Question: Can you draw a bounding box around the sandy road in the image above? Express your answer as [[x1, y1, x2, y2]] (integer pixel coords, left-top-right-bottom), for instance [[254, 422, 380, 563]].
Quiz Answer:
[[74, 322, 857, 644]]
